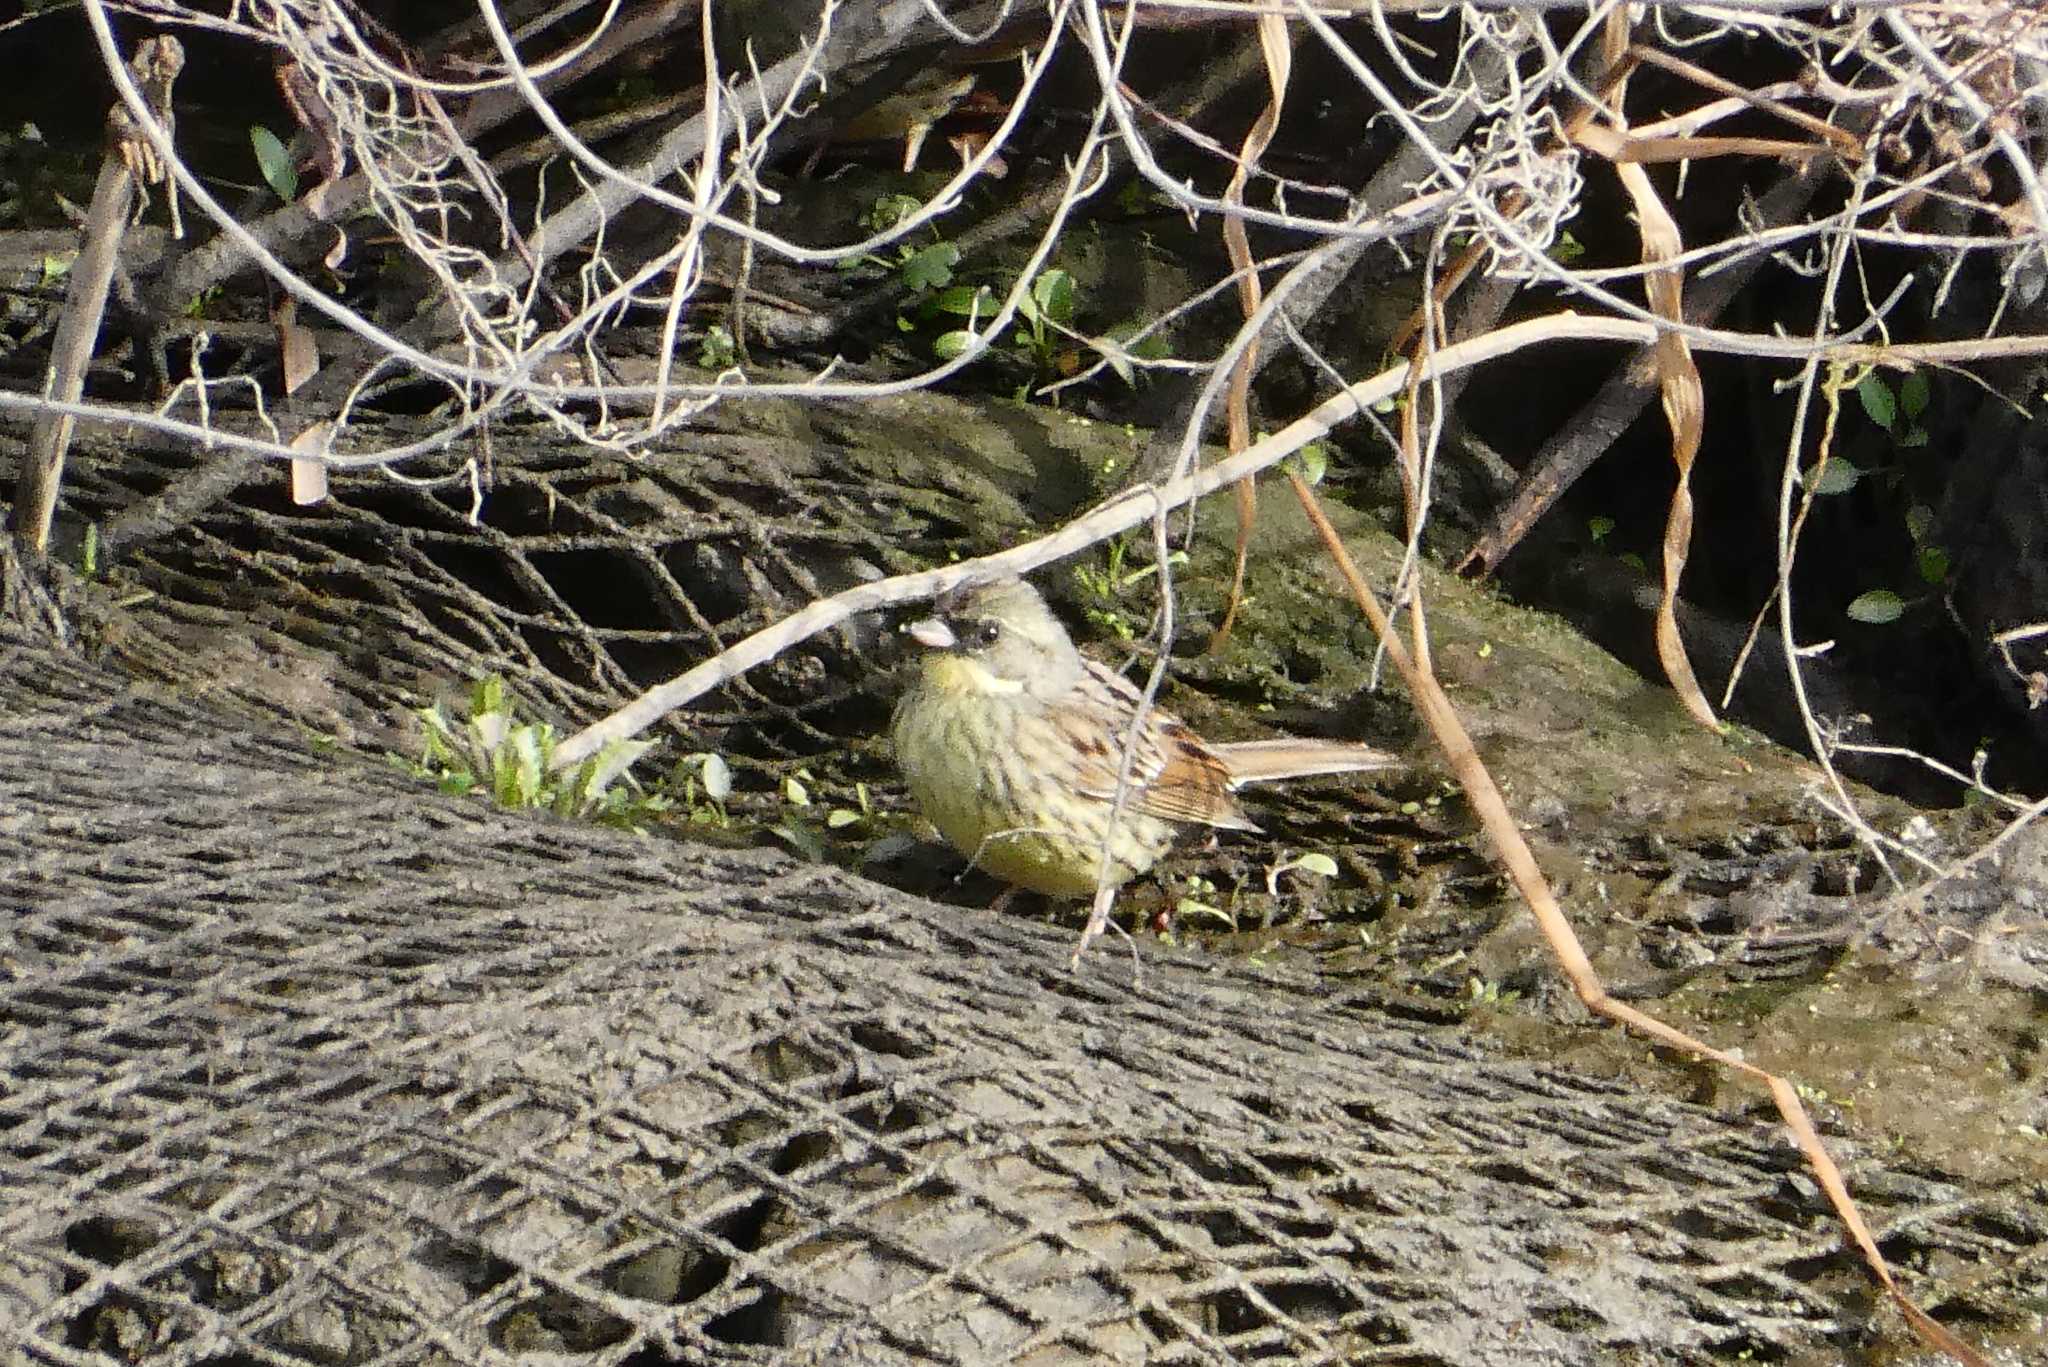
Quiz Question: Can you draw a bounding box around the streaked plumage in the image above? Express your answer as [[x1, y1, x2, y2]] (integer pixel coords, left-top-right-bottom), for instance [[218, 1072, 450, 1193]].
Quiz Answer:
[[890, 577, 1397, 898]]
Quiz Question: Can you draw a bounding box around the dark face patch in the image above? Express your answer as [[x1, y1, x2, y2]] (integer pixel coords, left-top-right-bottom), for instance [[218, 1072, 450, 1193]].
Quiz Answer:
[[949, 616, 1002, 652]]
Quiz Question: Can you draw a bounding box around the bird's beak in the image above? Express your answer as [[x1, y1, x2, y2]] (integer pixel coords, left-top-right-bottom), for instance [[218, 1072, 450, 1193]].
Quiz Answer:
[[904, 614, 956, 650]]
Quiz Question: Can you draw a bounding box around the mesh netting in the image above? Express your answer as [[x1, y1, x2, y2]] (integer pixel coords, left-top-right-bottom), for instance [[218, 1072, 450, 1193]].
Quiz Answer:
[[37, 405, 1104, 774], [4, 623, 2042, 1365]]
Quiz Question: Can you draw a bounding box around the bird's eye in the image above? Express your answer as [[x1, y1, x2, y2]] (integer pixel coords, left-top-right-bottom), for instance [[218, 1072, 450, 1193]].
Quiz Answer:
[[968, 619, 1001, 648]]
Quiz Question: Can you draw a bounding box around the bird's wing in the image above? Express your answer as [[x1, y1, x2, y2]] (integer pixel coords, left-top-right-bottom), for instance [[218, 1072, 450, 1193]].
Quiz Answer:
[[1055, 660, 1259, 831], [1209, 737, 1400, 784]]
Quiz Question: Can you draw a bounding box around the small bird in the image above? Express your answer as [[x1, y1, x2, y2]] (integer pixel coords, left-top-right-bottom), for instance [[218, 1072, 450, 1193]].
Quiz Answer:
[[891, 577, 1398, 899]]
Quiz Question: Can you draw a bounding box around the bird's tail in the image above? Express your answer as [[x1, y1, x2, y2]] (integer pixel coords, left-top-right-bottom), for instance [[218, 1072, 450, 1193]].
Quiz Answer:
[[1213, 738, 1400, 787]]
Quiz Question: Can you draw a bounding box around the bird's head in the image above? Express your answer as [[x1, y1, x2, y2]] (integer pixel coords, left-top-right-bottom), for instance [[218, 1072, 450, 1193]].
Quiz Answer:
[[902, 577, 1084, 697]]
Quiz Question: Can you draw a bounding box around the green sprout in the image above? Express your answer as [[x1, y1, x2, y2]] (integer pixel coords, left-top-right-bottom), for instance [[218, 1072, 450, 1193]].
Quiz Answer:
[[405, 676, 667, 830]]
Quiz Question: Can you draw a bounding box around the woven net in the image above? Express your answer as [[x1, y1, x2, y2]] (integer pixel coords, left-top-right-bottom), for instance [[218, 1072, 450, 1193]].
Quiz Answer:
[[4, 617, 2045, 1366]]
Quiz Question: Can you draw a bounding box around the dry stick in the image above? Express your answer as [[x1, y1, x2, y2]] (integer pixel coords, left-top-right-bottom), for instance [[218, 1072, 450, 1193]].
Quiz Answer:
[[1077, 9, 1301, 965], [1456, 161, 1826, 576], [545, 312, 1658, 772], [14, 35, 183, 555], [1118, 35, 1495, 498], [1594, 10, 1716, 728], [542, 291, 2042, 775], [1205, 12, 1292, 653], [1280, 471, 1987, 1367], [1624, 40, 1865, 155]]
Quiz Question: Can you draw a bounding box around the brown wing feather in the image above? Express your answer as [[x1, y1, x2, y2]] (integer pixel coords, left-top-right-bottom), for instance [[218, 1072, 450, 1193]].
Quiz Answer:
[[1209, 737, 1400, 784], [1056, 660, 1258, 831]]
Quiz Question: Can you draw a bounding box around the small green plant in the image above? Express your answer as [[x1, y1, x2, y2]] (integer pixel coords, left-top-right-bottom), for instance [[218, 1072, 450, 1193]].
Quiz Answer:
[[837, 194, 960, 297], [1265, 849, 1338, 897], [1398, 780, 1460, 818], [1084, 321, 1173, 389], [1818, 369, 1947, 627], [1465, 975, 1522, 1008], [183, 284, 223, 320], [827, 781, 873, 830], [1174, 873, 1231, 928], [1794, 1080, 1850, 1109], [770, 766, 876, 860], [1283, 440, 1331, 487], [1071, 536, 1187, 641], [929, 268, 1082, 385], [406, 676, 668, 830], [1011, 267, 1075, 375], [673, 752, 733, 827], [1856, 369, 1931, 448], [768, 766, 830, 861], [1843, 503, 1950, 627], [697, 323, 738, 369], [920, 262, 1171, 397], [1903, 502, 1949, 587]]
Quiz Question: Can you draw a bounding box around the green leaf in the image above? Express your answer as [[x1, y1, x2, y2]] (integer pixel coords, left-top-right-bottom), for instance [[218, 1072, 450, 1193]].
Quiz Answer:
[[1855, 373, 1896, 430], [783, 775, 810, 807], [470, 675, 507, 717], [1899, 371, 1930, 420], [1097, 339, 1135, 387], [1847, 590, 1904, 624], [497, 727, 547, 806], [1286, 442, 1329, 486], [699, 753, 732, 802], [826, 808, 860, 828], [1899, 427, 1929, 448], [1904, 504, 1935, 543], [1802, 458, 1859, 495], [928, 284, 996, 318], [1117, 327, 1171, 361], [1916, 545, 1950, 585], [1293, 852, 1339, 878], [468, 707, 511, 753], [1175, 898, 1233, 927], [900, 242, 959, 292], [932, 329, 974, 361], [862, 193, 922, 232], [581, 738, 653, 800], [1032, 268, 1075, 324], [1587, 515, 1616, 544], [250, 125, 298, 201], [771, 822, 828, 863]]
